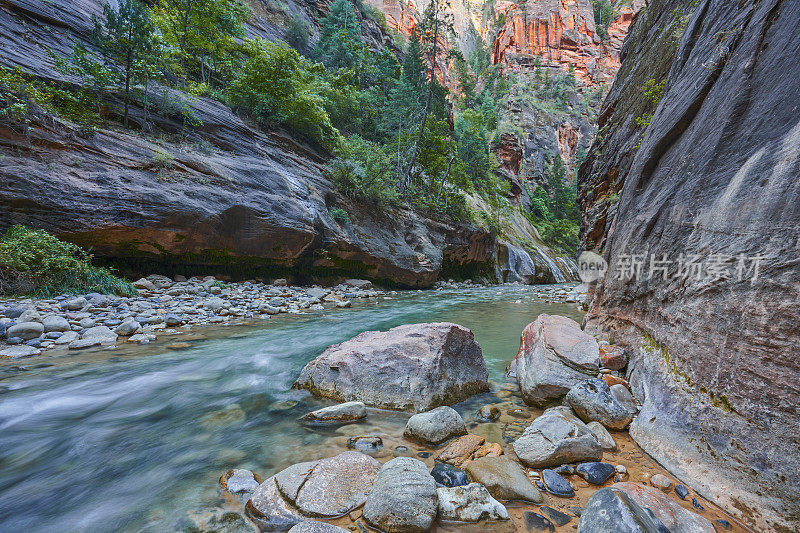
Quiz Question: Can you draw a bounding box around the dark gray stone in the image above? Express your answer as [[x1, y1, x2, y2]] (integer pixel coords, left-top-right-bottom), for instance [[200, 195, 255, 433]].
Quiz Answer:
[[566, 378, 633, 430], [540, 506, 572, 526], [430, 462, 468, 487], [524, 511, 555, 532], [576, 462, 616, 485], [577, 488, 669, 533], [542, 469, 574, 497]]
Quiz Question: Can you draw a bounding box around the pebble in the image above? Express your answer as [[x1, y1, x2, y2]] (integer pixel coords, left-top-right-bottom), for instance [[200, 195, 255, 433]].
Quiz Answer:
[[692, 497, 704, 511], [575, 462, 616, 485], [539, 506, 571, 526], [675, 484, 689, 500], [430, 462, 469, 487], [715, 518, 732, 530], [649, 473, 673, 491]]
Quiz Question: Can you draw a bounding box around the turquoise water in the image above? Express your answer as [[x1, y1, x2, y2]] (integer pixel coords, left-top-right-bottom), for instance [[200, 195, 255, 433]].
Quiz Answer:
[[0, 285, 582, 532]]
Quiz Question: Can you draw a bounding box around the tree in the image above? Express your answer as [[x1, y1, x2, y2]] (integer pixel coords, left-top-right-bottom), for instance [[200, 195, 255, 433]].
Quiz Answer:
[[313, 0, 366, 74], [285, 16, 310, 54], [403, 0, 455, 190], [92, 0, 161, 127], [151, 0, 248, 84]]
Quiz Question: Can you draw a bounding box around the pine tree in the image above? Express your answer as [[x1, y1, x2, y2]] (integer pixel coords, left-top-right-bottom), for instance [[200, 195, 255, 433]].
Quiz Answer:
[[92, 0, 161, 127], [313, 0, 365, 73]]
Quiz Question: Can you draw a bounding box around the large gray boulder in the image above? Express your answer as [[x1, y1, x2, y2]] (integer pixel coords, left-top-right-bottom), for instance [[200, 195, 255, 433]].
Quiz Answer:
[[513, 407, 603, 468], [516, 314, 599, 406], [6, 321, 43, 341], [611, 482, 715, 533], [42, 315, 70, 333], [566, 379, 634, 430], [294, 323, 489, 411], [403, 406, 467, 445], [362, 458, 438, 533]]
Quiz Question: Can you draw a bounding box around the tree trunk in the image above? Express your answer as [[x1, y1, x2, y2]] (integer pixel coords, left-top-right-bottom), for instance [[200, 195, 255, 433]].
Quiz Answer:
[[435, 154, 456, 203]]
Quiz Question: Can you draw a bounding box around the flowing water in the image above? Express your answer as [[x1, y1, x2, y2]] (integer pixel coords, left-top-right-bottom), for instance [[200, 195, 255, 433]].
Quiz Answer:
[[0, 285, 585, 532]]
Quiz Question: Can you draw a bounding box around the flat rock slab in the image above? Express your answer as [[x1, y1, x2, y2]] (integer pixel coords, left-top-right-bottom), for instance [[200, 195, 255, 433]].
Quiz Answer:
[[0, 345, 41, 358], [363, 457, 438, 533], [435, 434, 485, 467], [437, 483, 510, 522], [612, 482, 715, 533], [404, 406, 467, 444], [566, 379, 633, 430], [516, 314, 599, 406], [464, 456, 543, 503], [294, 323, 489, 411], [276, 451, 380, 517], [300, 401, 367, 425], [512, 407, 603, 468]]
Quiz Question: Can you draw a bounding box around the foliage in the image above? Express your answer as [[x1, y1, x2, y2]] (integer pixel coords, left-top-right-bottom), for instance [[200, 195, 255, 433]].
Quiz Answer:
[[324, 135, 399, 205], [285, 16, 310, 54], [592, 0, 615, 40], [227, 39, 342, 151], [329, 207, 350, 224], [0, 225, 135, 297]]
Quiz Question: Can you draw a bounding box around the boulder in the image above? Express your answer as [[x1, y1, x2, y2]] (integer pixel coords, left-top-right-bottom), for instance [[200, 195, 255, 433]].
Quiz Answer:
[[512, 407, 603, 468], [464, 456, 543, 503], [300, 401, 367, 425], [344, 279, 372, 290], [133, 278, 156, 291], [566, 379, 633, 430], [81, 326, 118, 344], [295, 323, 488, 411], [577, 487, 670, 533], [363, 458, 438, 533], [64, 297, 88, 310], [289, 521, 348, 533], [516, 315, 600, 406], [612, 482, 715, 533], [437, 483, 510, 522], [18, 309, 41, 323], [404, 406, 467, 445], [246, 476, 305, 531], [54, 331, 80, 345], [42, 315, 70, 333], [610, 383, 638, 415], [6, 322, 43, 341], [114, 320, 141, 336]]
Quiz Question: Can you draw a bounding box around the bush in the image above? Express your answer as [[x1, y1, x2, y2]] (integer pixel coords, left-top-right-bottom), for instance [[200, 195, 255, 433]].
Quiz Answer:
[[0, 225, 135, 297], [324, 135, 400, 206], [329, 207, 350, 224]]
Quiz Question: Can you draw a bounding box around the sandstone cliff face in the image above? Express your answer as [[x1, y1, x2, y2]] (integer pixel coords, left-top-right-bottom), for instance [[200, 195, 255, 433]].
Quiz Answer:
[[0, 0, 495, 286], [580, 0, 800, 530]]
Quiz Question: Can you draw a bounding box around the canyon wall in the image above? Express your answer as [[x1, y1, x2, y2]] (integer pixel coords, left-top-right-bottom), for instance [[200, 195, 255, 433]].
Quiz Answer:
[[579, 0, 800, 530]]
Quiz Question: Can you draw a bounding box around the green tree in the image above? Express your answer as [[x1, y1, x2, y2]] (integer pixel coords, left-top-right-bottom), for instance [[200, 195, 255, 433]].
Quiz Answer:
[[454, 109, 498, 193], [91, 0, 161, 127], [313, 0, 366, 74], [285, 16, 310, 54], [151, 0, 248, 84]]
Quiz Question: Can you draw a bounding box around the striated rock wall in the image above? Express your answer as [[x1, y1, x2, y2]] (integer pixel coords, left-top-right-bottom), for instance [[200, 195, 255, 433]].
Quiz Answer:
[[580, 0, 800, 530]]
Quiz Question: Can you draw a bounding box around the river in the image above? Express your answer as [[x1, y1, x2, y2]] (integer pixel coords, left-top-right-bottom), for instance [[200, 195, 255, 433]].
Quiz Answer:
[[0, 285, 583, 532]]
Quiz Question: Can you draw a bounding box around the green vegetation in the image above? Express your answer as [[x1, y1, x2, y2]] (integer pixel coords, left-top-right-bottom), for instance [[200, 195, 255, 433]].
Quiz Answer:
[[329, 207, 350, 224], [0, 226, 135, 297], [634, 78, 666, 146]]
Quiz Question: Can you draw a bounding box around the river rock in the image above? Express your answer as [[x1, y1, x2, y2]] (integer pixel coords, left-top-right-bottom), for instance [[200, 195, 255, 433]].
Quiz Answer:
[[347, 436, 383, 453], [114, 319, 141, 336], [599, 345, 627, 370], [540, 506, 572, 526], [610, 384, 638, 415], [64, 297, 88, 310], [1, 306, 27, 319], [42, 315, 70, 333], [464, 456, 543, 503], [431, 462, 469, 487], [133, 278, 156, 291], [649, 474, 672, 491], [435, 434, 484, 467], [300, 401, 367, 425], [220, 469, 261, 494], [566, 379, 633, 430], [6, 321, 44, 341], [524, 511, 556, 532], [576, 462, 616, 485], [0, 345, 41, 358], [294, 323, 489, 411], [577, 487, 669, 533], [437, 483, 510, 522], [512, 407, 603, 468], [275, 451, 380, 517], [612, 482, 715, 533], [586, 421, 618, 451], [54, 331, 80, 345], [516, 314, 600, 406], [542, 469, 574, 497], [477, 404, 500, 421], [344, 279, 372, 290], [18, 309, 41, 323], [247, 476, 305, 531], [404, 406, 467, 444], [81, 325, 118, 344], [289, 521, 348, 533], [363, 457, 438, 533]]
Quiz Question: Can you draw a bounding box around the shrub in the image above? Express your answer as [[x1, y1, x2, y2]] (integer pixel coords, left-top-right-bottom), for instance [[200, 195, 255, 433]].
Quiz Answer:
[[0, 225, 135, 297], [329, 207, 350, 224], [324, 135, 399, 206]]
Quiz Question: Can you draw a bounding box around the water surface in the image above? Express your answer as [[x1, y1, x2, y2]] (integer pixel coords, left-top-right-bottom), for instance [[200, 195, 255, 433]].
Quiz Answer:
[[0, 285, 583, 532]]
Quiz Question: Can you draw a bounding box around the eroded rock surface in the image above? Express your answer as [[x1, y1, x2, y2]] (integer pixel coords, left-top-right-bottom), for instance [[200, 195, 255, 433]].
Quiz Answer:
[[362, 458, 438, 533]]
